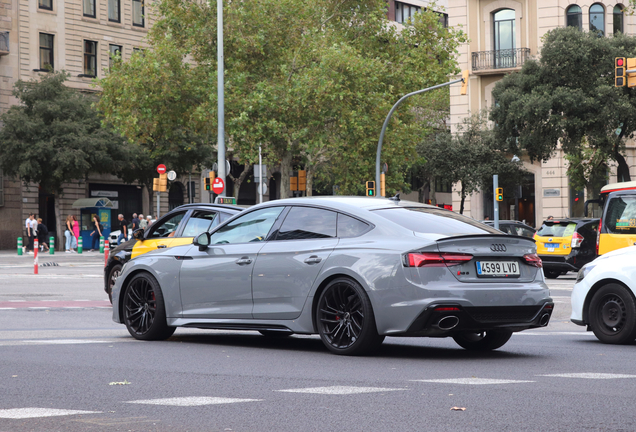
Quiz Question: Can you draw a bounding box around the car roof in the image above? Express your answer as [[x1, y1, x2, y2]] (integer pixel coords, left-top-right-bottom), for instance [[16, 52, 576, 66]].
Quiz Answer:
[[172, 202, 243, 213], [256, 196, 438, 212], [540, 218, 598, 225]]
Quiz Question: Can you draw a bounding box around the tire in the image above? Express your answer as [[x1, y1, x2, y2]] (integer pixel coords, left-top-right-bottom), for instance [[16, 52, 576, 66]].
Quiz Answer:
[[589, 283, 636, 344], [122, 273, 175, 341], [107, 264, 122, 304], [452, 330, 513, 351], [316, 277, 385, 356], [259, 330, 292, 337], [544, 269, 561, 279]]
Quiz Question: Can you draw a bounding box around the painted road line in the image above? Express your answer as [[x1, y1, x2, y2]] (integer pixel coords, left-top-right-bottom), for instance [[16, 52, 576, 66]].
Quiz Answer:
[[516, 332, 595, 336], [0, 274, 102, 278], [277, 386, 407, 395], [0, 408, 101, 419], [0, 300, 111, 309], [126, 397, 262, 407], [411, 378, 534, 385], [23, 339, 113, 345], [538, 373, 636, 379]]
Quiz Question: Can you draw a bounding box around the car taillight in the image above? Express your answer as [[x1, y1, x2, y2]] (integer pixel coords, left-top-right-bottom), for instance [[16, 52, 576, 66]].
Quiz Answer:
[[571, 232, 584, 248], [523, 253, 542, 268], [406, 252, 473, 267]]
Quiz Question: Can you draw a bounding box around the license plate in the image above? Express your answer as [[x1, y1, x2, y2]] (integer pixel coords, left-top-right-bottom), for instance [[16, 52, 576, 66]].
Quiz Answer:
[[544, 243, 559, 248], [476, 261, 520, 277]]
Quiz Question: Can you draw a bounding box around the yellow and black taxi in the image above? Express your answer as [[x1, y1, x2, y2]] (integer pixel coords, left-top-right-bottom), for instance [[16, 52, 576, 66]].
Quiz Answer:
[[594, 181, 636, 255], [104, 203, 243, 302], [534, 218, 599, 279]]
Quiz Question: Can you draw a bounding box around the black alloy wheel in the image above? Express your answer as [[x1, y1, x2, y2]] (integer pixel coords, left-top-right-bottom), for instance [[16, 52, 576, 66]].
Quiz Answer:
[[452, 330, 513, 351], [123, 273, 175, 341], [317, 277, 384, 356], [589, 283, 636, 344], [107, 264, 122, 304]]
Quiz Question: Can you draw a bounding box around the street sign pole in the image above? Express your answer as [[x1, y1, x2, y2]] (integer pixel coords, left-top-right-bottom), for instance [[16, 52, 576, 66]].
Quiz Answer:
[[493, 174, 499, 230], [258, 145, 263, 204], [376, 78, 464, 197], [217, 0, 226, 197], [156, 191, 160, 219]]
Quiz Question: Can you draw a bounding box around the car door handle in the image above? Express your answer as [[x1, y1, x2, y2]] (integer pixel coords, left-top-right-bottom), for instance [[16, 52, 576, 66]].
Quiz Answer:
[[304, 256, 322, 265], [157, 245, 167, 249], [236, 257, 252, 265]]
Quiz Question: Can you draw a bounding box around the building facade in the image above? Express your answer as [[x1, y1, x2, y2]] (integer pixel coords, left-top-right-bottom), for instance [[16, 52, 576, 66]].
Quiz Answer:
[[448, 1, 636, 225], [0, 0, 201, 249]]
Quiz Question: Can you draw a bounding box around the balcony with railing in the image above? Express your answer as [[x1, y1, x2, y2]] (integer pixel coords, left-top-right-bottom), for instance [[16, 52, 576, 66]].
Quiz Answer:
[[471, 48, 530, 75], [0, 32, 8, 56]]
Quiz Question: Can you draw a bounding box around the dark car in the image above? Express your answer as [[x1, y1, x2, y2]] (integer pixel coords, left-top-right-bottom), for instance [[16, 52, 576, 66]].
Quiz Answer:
[[534, 218, 599, 279], [104, 203, 243, 302], [482, 220, 536, 238]]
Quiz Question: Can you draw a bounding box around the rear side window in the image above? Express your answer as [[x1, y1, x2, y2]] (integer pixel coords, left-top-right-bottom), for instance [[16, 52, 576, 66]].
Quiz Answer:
[[181, 210, 218, 237], [605, 197, 636, 234], [148, 211, 186, 238], [277, 207, 337, 240], [373, 207, 500, 235], [337, 213, 370, 238], [537, 222, 576, 237]]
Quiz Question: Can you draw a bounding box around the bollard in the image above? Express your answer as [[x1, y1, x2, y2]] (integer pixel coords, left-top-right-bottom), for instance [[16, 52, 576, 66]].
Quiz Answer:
[[77, 236, 83, 254], [99, 236, 105, 254], [17, 237, 23, 256], [49, 236, 55, 255], [104, 240, 109, 267], [34, 239, 39, 275]]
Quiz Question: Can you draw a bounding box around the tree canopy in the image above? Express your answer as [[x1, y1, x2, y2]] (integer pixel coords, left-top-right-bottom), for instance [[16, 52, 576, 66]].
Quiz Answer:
[[490, 27, 636, 194], [98, 0, 466, 198]]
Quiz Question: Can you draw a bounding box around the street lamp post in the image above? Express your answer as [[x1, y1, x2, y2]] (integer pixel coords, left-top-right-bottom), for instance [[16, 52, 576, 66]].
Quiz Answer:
[[217, 0, 226, 197]]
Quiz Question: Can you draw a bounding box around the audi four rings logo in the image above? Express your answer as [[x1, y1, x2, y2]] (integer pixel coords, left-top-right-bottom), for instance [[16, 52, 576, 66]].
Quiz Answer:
[[490, 244, 507, 252]]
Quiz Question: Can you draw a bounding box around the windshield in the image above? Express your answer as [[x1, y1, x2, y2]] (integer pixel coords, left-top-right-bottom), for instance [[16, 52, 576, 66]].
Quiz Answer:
[[605, 196, 636, 235], [536, 222, 576, 237], [373, 207, 501, 235]]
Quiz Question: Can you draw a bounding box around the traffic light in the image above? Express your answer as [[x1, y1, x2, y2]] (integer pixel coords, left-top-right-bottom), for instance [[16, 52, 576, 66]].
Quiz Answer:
[[290, 176, 298, 191], [380, 173, 386, 197], [495, 187, 503, 202], [460, 70, 469, 95], [153, 178, 159, 191], [366, 181, 375, 197], [158, 173, 168, 192], [205, 171, 215, 191], [298, 170, 306, 191], [616, 57, 626, 87], [627, 58, 636, 88]]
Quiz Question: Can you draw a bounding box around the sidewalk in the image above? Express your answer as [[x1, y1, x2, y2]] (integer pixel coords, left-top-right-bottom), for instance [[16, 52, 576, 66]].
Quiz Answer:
[[0, 250, 105, 268]]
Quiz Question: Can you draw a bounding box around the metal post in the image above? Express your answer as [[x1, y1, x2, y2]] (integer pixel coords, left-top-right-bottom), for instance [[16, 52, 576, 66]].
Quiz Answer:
[[156, 191, 160, 219], [376, 78, 464, 195], [493, 174, 499, 230], [258, 145, 263, 204], [189, 172, 192, 203], [217, 0, 226, 197]]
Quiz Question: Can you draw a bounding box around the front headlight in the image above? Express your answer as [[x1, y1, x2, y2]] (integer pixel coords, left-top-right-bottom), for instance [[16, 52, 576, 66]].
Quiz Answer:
[[576, 264, 595, 283]]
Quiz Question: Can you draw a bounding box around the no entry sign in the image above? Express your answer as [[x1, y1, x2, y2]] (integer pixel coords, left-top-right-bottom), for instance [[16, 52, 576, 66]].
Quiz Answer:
[[157, 164, 167, 174], [212, 177, 225, 194]]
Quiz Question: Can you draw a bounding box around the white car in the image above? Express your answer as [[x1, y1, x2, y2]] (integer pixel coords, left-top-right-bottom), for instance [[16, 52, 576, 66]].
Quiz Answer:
[[571, 246, 636, 344]]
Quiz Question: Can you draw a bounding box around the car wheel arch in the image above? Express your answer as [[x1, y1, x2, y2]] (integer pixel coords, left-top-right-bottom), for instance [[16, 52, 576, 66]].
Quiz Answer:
[[583, 278, 636, 324]]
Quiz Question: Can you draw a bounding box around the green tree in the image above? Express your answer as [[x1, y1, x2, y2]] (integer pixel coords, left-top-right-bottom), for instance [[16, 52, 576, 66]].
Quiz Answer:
[[0, 72, 130, 246], [491, 28, 636, 198], [98, 0, 466, 199], [418, 113, 526, 214]]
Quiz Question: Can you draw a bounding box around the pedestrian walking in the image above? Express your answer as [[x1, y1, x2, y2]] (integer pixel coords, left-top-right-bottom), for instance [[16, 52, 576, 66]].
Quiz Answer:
[[117, 214, 129, 245], [72, 215, 80, 248], [131, 213, 140, 233], [36, 218, 50, 252], [139, 214, 147, 230], [146, 215, 153, 227], [24, 213, 37, 254], [65, 215, 78, 253], [89, 215, 104, 252]]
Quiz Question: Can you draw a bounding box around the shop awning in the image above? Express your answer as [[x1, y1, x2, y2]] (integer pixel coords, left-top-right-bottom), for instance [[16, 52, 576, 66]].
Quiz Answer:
[[72, 198, 114, 208]]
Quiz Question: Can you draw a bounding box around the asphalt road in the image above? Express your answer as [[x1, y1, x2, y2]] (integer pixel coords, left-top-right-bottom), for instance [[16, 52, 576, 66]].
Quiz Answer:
[[1, 253, 634, 432]]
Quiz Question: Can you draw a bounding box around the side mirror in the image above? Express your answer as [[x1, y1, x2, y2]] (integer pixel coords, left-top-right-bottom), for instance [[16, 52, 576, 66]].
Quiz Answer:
[[193, 232, 211, 251], [133, 228, 145, 240]]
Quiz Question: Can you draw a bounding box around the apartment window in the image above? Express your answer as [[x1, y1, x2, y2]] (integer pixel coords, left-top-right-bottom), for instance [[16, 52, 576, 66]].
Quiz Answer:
[[438, 12, 449, 28], [38, 0, 52, 11], [109, 0, 120, 22], [83, 40, 97, 77], [39, 33, 54, 70], [109, 44, 122, 70], [83, 0, 96, 17], [435, 178, 452, 193], [614, 5, 624, 34], [395, 2, 421, 24], [493, 9, 515, 68], [589, 4, 605, 36], [133, 0, 144, 27], [566, 5, 582, 29]]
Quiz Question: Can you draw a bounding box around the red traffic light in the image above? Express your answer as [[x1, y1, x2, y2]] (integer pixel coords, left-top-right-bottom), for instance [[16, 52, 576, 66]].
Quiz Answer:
[[617, 58, 624, 66]]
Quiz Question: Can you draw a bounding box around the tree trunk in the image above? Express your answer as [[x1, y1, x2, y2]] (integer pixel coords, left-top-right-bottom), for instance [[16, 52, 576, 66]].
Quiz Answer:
[[54, 190, 63, 251], [279, 149, 292, 199], [614, 152, 632, 183], [305, 165, 313, 197], [430, 179, 437, 205], [229, 162, 251, 200], [459, 184, 466, 215]]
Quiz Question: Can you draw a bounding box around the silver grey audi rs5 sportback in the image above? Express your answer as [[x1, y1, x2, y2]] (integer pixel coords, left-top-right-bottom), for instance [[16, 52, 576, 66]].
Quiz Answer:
[[111, 196, 553, 355]]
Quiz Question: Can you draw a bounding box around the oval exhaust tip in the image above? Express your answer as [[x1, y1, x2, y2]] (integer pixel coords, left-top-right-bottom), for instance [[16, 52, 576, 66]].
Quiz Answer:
[[438, 315, 460, 330], [540, 313, 550, 327]]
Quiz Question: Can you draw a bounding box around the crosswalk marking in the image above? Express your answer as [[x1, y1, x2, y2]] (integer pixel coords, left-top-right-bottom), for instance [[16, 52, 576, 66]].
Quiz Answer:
[[126, 397, 261, 406], [277, 386, 407, 395], [411, 378, 534, 385], [23, 339, 112, 345], [0, 408, 100, 419], [538, 373, 636, 379]]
